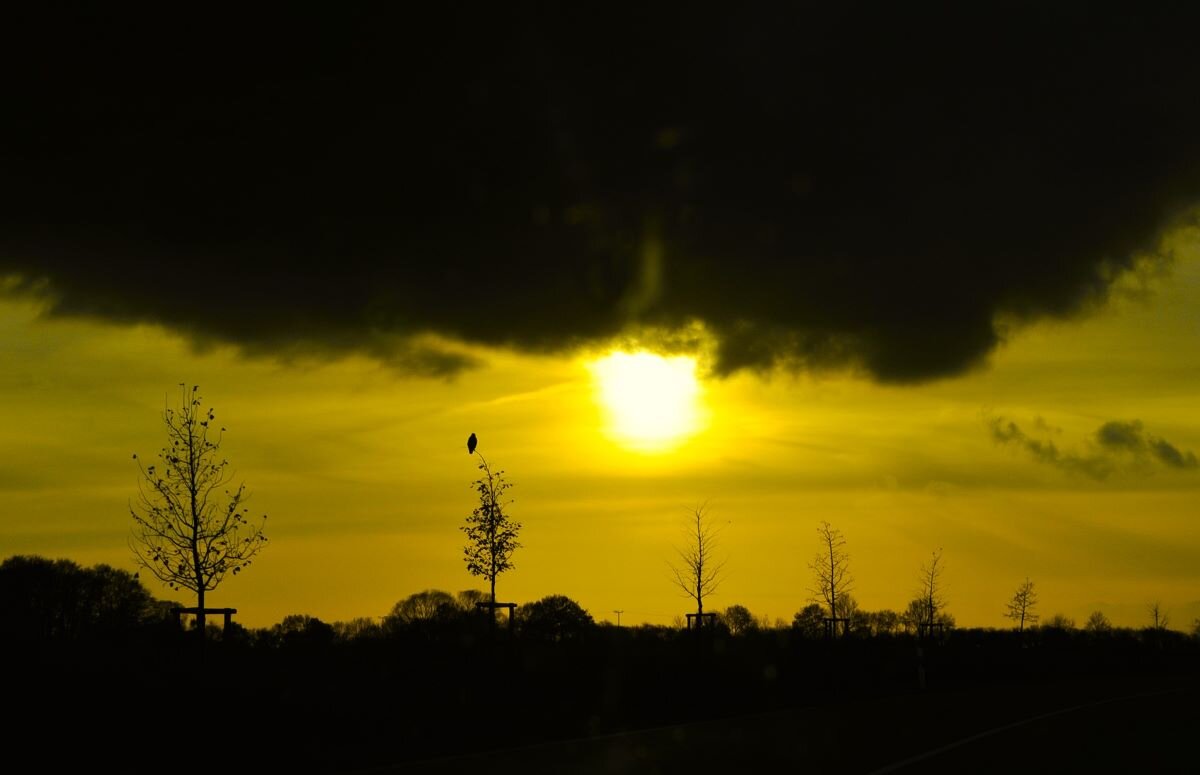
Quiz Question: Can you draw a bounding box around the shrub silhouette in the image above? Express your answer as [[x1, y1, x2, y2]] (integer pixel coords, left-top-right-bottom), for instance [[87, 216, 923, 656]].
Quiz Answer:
[[0, 555, 158, 640], [517, 595, 595, 641]]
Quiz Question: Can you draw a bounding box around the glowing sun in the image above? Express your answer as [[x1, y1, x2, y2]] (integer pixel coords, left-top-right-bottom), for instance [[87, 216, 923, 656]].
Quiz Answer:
[[590, 351, 704, 451]]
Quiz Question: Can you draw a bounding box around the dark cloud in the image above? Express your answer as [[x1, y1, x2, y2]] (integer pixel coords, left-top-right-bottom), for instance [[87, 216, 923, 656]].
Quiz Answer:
[[991, 416, 1197, 479], [1150, 439, 1198, 470], [989, 418, 1112, 480], [1096, 420, 1146, 451], [1097, 420, 1199, 470], [3, 6, 1200, 380]]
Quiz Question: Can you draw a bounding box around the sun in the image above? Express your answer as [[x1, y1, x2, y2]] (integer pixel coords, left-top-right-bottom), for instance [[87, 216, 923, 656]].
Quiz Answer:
[[589, 351, 704, 452]]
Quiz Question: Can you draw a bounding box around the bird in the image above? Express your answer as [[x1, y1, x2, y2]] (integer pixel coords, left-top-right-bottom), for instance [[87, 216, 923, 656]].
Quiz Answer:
[[467, 433, 477, 455]]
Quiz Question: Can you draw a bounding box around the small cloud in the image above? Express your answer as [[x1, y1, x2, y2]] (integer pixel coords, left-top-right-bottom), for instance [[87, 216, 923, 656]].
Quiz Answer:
[[1096, 420, 1146, 451], [989, 415, 1197, 480], [1150, 438, 1199, 469]]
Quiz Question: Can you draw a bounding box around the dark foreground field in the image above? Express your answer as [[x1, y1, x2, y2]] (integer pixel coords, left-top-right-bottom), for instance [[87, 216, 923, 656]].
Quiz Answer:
[[8, 627, 1198, 773], [392, 673, 1198, 774]]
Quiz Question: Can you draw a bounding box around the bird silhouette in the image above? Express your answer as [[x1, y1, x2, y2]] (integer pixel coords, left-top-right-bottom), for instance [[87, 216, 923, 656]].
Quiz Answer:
[[467, 433, 477, 454]]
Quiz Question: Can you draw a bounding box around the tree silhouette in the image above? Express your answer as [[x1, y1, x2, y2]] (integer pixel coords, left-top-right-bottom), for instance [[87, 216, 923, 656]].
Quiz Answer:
[[866, 609, 901, 636], [384, 589, 459, 631], [792, 603, 825, 638], [1147, 601, 1169, 630], [517, 595, 595, 641], [271, 613, 335, 648], [916, 549, 947, 635], [722, 604, 757, 635], [1004, 578, 1039, 632], [456, 589, 488, 611], [0, 555, 158, 640], [461, 438, 521, 621], [1043, 613, 1076, 630], [669, 505, 725, 625], [809, 521, 852, 637], [1084, 610, 1113, 634], [836, 593, 864, 634], [129, 385, 267, 636]]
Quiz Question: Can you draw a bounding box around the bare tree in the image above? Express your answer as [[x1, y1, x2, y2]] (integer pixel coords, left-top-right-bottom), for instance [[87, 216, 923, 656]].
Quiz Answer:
[[669, 505, 725, 624], [916, 549, 947, 635], [1004, 577, 1039, 632], [130, 385, 267, 635], [462, 437, 521, 620], [809, 521, 852, 637], [1147, 601, 1169, 630]]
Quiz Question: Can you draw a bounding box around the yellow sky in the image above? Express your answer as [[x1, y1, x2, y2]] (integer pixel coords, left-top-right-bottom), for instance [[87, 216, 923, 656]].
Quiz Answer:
[[1, 230, 1198, 630]]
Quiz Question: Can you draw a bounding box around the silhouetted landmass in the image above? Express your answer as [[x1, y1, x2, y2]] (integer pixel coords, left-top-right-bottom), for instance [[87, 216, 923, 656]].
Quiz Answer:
[[4, 555, 1198, 773]]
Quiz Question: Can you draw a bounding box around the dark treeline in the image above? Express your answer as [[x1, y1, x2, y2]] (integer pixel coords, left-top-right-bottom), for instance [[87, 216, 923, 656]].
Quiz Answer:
[[5, 554, 1200, 773]]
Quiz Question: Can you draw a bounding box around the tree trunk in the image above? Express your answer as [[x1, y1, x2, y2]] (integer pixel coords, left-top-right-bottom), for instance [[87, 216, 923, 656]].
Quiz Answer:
[[828, 541, 838, 638], [197, 587, 206, 638], [489, 576, 496, 628]]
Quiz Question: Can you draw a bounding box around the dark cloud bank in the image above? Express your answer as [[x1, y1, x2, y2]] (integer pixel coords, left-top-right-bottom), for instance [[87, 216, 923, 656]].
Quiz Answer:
[[3, 6, 1200, 380], [990, 417, 1198, 480]]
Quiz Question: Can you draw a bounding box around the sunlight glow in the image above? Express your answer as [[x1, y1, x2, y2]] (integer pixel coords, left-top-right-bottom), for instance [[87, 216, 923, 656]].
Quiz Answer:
[[590, 351, 704, 452]]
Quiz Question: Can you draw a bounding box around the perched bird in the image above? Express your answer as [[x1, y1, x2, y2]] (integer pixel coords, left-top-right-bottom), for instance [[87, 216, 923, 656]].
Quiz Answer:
[[467, 433, 477, 455]]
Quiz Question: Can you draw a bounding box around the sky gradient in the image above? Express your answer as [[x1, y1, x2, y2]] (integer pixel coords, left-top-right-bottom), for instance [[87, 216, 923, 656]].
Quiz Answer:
[[2, 225, 1197, 627]]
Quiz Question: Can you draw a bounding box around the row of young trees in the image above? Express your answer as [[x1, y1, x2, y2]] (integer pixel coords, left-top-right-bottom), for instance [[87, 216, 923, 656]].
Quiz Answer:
[[665, 507, 1185, 637], [122, 386, 1189, 639], [1003, 578, 1176, 634], [669, 509, 952, 636]]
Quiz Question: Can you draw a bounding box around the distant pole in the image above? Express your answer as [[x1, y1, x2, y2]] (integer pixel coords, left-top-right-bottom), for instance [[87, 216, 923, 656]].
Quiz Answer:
[[614, 610, 623, 627]]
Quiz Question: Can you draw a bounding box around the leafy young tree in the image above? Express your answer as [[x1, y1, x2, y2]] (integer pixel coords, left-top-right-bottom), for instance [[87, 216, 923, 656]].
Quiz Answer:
[[1005, 578, 1039, 632], [669, 505, 725, 624], [129, 385, 267, 635], [462, 440, 521, 619], [809, 521, 852, 637]]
